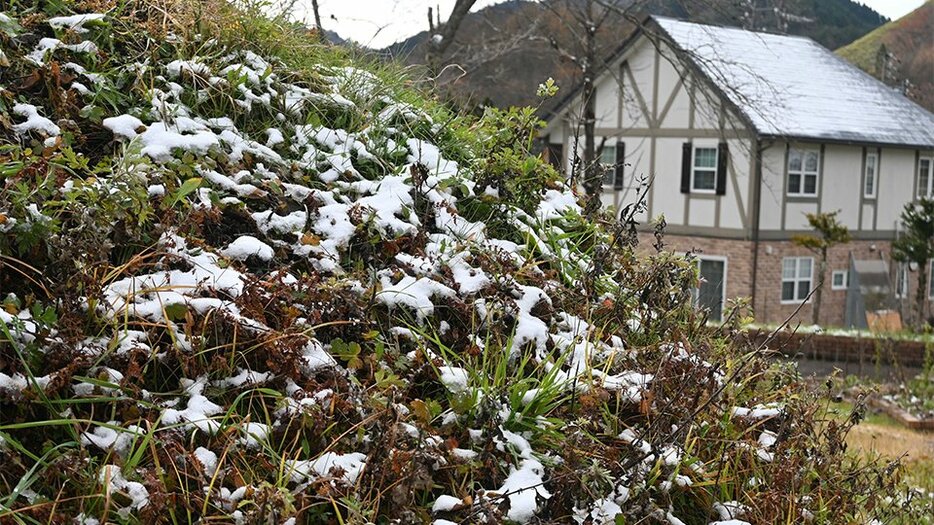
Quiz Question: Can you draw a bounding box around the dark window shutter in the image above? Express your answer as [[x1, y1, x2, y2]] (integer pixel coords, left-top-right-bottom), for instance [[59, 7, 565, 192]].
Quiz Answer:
[[614, 141, 625, 190], [715, 142, 728, 196], [680, 142, 692, 194]]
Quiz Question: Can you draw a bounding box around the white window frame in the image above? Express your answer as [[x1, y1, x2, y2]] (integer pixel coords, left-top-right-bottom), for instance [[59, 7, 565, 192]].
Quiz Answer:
[[787, 148, 820, 197], [918, 157, 933, 199], [831, 270, 848, 291], [693, 255, 729, 320], [691, 145, 718, 193], [781, 256, 814, 304], [895, 263, 909, 299], [864, 152, 878, 199], [600, 143, 617, 188]]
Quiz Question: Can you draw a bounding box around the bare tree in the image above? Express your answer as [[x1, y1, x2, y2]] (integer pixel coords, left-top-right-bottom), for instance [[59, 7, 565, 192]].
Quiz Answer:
[[310, 0, 323, 31], [426, 0, 478, 77], [310, 0, 324, 41]]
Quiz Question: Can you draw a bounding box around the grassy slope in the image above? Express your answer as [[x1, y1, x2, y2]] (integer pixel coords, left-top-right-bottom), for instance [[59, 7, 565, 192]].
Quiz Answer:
[[836, 1, 934, 111], [0, 1, 926, 524]]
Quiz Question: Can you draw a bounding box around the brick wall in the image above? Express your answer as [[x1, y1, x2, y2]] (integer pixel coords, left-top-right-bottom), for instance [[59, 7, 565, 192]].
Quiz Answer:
[[752, 240, 887, 326], [746, 330, 931, 368], [637, 233, 934, 327]]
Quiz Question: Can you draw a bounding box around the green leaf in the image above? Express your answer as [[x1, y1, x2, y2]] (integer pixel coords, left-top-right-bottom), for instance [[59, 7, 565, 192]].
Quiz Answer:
[[163, 303, 188, 321], [166, 177, 202, 208]]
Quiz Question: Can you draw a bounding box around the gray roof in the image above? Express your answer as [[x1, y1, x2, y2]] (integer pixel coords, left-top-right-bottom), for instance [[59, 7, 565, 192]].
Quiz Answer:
[[654, 16, 934, 148]]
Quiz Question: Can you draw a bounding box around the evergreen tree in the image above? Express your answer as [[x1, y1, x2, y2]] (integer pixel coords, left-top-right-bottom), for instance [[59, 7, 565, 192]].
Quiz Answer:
[[892, 198, 934, 328], [791, 210, 851, 325]]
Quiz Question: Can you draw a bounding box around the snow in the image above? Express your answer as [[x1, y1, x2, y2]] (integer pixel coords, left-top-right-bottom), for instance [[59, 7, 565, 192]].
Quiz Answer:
[[731, 404, 782, 420], [99, 465, 149, 511], [138, 119, 220, 162], [26, 37, 98, 64], [431, 495, 463, 513], [302, 340, 337, 373], [376, 274, 456, 322], [653, 16, 934, 148], [585, 484, 630, 524], [713, 501, 747, 521], [222, 235, 274, 261], [103, 115, 145, 139], [12, 104, 60, 136], [167, 59, 210, 78], [47, 13, 105, 33], [438, 366, 469, 393], [511, 285, 550, 353], [194, 447, 218, 476], [238, 422, 270, 448], [266, 128, 284, 147], [287, 452, 367, 484], [497, 458, 551, 523], [451, 448, 478, 460], [161, 383, 224, 434], [81, 423, 146, 457], [709, 521, 752, 525], [215, 368, 272, 387], [537, 189, 582, 221], [343, 175, 419, 236]]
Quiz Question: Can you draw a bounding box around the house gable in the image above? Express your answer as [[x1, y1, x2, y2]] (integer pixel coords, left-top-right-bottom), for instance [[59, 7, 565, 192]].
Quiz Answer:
[[544, 28, 758, 237]]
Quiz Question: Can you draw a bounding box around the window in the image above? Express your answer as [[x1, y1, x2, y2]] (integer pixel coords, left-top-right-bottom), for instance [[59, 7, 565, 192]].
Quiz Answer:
[[692, 146, 718, 192], [930, 262, 934, 300], [831, 270, 849, 290], [781, 257, 813, 302], [918, 157, 933, 199], [600, 144, 617, 187], [895, 263, 908, 299], [864, 152, 877, 198], [788, 148, 819, 196]]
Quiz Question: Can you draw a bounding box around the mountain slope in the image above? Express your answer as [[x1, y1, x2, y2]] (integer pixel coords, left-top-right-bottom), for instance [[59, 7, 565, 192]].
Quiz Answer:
[[386, 0, 887, 113], [0, 1, 915, 523], [837, 1, 934, 112]]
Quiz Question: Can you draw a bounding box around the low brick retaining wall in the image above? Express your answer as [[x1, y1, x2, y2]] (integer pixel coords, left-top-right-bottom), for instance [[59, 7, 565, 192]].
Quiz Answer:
[[870, 398, 934, 432], [746, 330, 931, 368]]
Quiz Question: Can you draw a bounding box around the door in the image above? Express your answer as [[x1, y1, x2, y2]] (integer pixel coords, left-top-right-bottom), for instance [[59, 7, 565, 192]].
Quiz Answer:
[[696, 258, 726, 322]]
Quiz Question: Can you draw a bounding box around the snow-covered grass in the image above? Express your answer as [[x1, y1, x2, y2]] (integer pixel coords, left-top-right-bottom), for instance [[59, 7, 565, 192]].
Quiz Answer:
[[0, 1, 921, 523]]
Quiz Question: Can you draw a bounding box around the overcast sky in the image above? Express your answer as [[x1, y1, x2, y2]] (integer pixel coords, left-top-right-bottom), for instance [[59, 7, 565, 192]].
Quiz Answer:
[[297, 0, 926, 49]]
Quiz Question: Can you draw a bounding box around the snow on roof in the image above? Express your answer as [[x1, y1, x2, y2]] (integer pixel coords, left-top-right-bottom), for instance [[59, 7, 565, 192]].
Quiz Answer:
[[653, 16, 934, 148]]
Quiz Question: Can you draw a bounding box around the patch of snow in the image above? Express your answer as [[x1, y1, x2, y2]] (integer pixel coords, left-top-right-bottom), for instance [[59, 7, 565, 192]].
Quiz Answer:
[[167, 59, 210, 78], [302, 339, 337, 373], [194, 446, 218, 477], [222, 235, 274, 261], [438, 366, 469, 393], [12, 103, 60, 136], [731, 404, 782, 420], [103, 114, 145, 140], [138, 119, 220, 162], [48, 13, 105, 33], [376, 274, 456, 323], [81, 423, 145, 457], [287, 452, 367, 484], [432, 494, 463, 513], [99, 465, 149, 512], [27, 37, 98, 64], [496, 458, 551, 523]]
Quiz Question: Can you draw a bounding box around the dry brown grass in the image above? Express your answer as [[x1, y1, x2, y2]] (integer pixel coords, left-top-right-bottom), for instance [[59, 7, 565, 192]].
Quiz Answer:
[[847, 421, 934, 462]]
